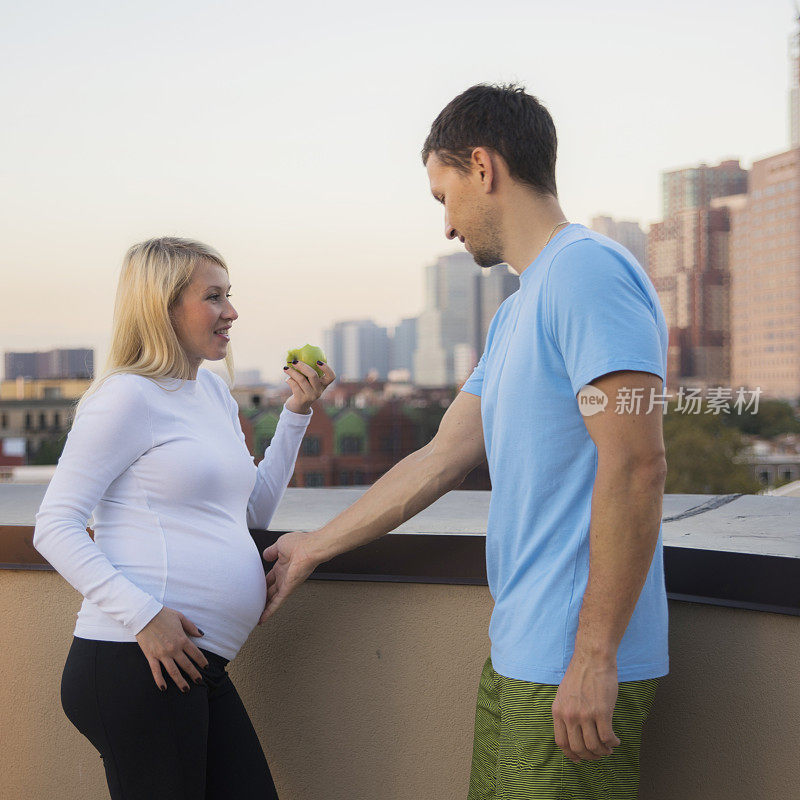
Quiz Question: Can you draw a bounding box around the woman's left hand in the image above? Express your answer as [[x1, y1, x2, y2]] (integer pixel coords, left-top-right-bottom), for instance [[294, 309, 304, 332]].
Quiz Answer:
[[283, 360, 336, 414]]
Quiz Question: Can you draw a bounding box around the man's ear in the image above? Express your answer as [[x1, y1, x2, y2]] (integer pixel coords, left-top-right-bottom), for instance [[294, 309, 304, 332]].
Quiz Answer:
[[470, 146, 497, 193]]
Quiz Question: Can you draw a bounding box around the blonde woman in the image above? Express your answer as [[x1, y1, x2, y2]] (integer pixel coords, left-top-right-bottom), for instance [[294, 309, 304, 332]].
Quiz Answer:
[[33, 237, 335, 799]]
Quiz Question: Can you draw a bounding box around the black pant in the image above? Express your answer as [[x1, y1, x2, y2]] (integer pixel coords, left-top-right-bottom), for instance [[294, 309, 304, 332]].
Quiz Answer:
[[60, 635, 279, 800]]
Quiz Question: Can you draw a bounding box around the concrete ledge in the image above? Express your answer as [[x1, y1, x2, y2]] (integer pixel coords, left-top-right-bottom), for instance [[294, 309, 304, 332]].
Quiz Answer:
[[1, 570, 797, 800], [3, 486, 799, 797]]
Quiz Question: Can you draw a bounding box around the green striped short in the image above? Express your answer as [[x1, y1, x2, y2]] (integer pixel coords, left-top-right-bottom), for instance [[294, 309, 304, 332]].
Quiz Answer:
[[467, 656, 658, 800]]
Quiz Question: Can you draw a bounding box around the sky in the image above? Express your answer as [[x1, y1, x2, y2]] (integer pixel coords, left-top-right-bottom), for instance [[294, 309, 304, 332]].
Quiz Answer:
[[0, 0, 794, 382]]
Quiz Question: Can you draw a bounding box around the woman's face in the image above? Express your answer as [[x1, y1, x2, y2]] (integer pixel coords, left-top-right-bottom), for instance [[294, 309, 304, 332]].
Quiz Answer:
[[170, 258, 238, 372]]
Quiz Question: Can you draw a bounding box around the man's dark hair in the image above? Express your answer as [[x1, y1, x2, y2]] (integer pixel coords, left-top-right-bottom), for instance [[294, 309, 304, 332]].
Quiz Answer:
[[422, 83, 558, 197]]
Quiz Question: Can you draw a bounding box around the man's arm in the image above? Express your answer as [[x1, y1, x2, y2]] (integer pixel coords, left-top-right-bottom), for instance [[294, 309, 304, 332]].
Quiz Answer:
[[259, 390, 485, 622], [552, 370, 667, 763]]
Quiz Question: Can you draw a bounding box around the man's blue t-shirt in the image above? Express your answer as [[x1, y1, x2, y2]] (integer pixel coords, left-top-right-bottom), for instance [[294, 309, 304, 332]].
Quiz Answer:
[[461, 223, 669, 684]]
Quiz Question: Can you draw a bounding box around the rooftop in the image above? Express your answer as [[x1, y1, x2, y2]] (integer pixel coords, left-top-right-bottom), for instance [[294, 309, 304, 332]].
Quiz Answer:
[[2, 485, 798, 799]]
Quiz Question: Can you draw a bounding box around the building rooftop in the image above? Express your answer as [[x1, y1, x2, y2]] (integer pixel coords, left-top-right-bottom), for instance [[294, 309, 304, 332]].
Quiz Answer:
[[5, 485, 800, 559], [1, 484, 798, 799]]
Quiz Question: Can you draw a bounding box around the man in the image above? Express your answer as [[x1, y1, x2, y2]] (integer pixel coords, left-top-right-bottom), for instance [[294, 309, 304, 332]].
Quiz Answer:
[[261, 83, 669, 799]]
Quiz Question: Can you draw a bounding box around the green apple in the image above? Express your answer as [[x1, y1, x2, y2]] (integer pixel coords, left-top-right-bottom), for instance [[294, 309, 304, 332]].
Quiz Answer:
[[286, 344, 327, 378]]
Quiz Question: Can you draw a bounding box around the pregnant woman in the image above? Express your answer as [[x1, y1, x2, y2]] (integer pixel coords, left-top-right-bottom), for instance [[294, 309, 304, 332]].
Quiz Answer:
[[33, 236, 335, 799]]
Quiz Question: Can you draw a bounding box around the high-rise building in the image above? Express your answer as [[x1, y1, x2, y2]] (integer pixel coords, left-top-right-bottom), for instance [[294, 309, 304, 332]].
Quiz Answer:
[[729, 148, 800, 401], [453, 343, 478, 385], [413, 253, 483, 387], [412, 255, 518, 387], [323, 320, 390, 382], [324, 256, 517, 388], [590, 216, 649, 272], [4, 348, 94, 381], [725, 18, 800, 401], [389, 317, 417, 374], [648, 160, 748, 388], [660, 160, 748, 220], [478, 263, 519, 351]]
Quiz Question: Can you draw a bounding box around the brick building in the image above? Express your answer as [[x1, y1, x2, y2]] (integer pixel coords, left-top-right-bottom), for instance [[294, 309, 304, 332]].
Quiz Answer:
[[729, 148, 800, 401], [648, 160, 748, 389]]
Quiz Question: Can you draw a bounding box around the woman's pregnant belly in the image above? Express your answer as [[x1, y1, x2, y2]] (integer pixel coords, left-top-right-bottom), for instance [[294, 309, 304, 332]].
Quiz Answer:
[[82, 511, 267, 659], [160, 524, 267, 658]]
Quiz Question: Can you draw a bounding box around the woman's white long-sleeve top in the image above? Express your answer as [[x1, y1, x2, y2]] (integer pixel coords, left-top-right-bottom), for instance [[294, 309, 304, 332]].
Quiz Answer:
[[33, 367, 312, 660]]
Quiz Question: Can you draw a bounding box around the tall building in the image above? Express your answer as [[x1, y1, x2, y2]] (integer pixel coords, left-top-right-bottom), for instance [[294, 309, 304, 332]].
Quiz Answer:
[[590, 215, 649, 272], [726, 19, 800, 401], [478, 263, 519, 351], [389, 317, 417, 374], [660, 160, 748, 219], [4, 348, 94, 381], [324, 256, 517, 388], [413, 253, 483, 387], [730, 148, 800, 400], [323, 320, 390, 382], [412, 255, 519, 387], [453, 343, 478, 385], [648, 160, 748, 388]]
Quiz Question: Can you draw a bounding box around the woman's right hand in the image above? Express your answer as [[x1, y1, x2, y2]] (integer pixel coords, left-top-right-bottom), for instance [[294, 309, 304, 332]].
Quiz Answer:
[[135, 606, 210, 692]]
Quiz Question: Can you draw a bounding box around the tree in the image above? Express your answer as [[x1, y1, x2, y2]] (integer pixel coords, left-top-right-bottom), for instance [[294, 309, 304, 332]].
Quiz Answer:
[[722, 398, 800, 439], [30, 434, 67, 466], [663, 406, 762, 494]]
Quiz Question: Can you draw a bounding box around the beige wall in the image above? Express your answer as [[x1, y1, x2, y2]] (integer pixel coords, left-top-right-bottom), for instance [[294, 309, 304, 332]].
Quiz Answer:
[[2, 569, 798, 799]]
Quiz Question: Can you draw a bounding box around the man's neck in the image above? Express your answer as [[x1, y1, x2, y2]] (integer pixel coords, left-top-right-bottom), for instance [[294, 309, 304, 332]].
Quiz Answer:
[[500, 191, 570, 276]]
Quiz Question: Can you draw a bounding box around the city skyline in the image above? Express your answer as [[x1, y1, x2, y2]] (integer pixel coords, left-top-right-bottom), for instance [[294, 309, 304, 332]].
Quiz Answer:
[[0, 1, 792, 381]]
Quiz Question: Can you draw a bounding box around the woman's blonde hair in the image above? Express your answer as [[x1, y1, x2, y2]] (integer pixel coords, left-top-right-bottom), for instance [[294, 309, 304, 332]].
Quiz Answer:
[[73, 237, 235, 417]]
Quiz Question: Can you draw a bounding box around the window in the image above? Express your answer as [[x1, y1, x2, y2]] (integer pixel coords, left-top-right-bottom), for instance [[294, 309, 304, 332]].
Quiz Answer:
[[338, 471, 352, 486], [353, 470, 366, 485], [304, 472, 325, 487], [301, 436, 321, 457], [340, 435, 364, 454], [379, 434, 401, 454]]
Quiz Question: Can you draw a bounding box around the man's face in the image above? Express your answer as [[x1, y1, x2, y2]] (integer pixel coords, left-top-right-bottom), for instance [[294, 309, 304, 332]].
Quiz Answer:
[[426, 151, 504, 268]]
